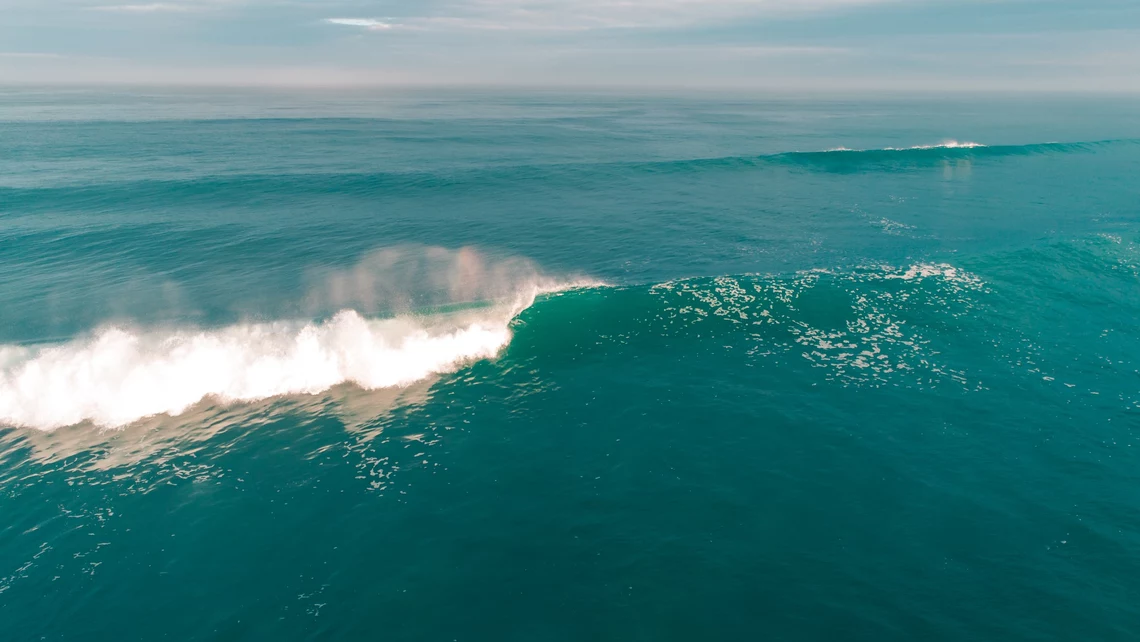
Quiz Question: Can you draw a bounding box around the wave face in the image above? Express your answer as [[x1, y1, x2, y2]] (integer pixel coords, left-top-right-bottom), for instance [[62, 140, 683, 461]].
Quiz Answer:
[[514, 262, 992, 391], [507, 235, 1140, 410]]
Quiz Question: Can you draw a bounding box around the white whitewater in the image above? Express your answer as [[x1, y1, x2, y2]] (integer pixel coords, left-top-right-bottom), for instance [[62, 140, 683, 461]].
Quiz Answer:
[[0, 245, 597, 431], [0, 307, 516, 430]]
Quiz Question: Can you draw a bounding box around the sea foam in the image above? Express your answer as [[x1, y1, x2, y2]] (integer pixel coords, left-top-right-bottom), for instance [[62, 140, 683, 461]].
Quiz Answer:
[[0, 307, 520, 431], [824, 141, 986, 153], [1, 243, 596, 431], [886, 140, 986, 150]]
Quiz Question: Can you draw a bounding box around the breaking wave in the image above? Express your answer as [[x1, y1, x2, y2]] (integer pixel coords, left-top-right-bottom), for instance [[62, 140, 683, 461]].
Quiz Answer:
[[825, 140, 986, 152], [0, 306, 522, 431], [0, 246, 596, 431], [7, 239, 1132, 432], [769, 140, 1111, 164], [578, 139, 1135, 176]]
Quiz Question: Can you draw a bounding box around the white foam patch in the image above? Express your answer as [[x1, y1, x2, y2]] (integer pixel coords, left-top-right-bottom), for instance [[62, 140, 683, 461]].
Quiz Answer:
[[1, 304, 521, 431], [886, 141, 986, 150], [823, 141, 985, 153], [884, 262, 983, 285], [651, 263, 988, 388]]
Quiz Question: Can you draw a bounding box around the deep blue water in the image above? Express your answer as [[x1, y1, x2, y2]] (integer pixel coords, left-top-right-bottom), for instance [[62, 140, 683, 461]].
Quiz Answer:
[[1, 90, 1140, 641]]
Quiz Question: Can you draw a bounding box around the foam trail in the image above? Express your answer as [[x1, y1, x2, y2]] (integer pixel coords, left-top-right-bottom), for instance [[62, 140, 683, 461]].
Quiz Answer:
[[0, 300, 533, 431]]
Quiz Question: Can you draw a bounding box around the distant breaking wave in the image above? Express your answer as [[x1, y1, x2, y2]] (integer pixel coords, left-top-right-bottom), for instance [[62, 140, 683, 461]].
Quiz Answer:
[[2, 139, 1133, 195], [769, 140, 1117, 165], [609, 139, 1132, 176], [824, 140, 987, 152]]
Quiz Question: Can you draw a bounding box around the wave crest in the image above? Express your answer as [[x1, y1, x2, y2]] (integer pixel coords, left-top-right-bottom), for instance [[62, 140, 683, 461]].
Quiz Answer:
[[0, 307, 521, 431], [1, 245, 597, 431]]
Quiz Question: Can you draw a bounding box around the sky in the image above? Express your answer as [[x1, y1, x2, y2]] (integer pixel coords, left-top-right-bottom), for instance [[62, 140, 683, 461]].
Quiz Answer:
[[1, 0, 1138, 90]]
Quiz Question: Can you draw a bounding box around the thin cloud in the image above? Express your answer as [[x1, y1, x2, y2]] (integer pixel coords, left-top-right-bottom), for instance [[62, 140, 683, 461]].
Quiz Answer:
[[92, 3, 191, 11], [390, 0, 901, 32], [720, 45, 852, 56], [325, 18, 396, 31]]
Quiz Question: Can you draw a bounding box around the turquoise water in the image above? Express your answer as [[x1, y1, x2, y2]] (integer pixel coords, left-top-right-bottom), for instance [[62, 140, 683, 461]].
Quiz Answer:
[[2, 90, 1140, 641]]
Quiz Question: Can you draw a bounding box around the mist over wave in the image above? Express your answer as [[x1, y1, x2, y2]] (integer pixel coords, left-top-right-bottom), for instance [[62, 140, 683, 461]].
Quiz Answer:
[[303, 245, 566, 317]]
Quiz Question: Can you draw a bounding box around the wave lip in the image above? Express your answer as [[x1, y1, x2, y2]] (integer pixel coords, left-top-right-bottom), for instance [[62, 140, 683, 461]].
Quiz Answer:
[[0, 305, 524, 431], [780, 139, 1134, 162], [761, 139, 1127, 173], [887, 140, 986, 151], [825, 140, 986, 153]]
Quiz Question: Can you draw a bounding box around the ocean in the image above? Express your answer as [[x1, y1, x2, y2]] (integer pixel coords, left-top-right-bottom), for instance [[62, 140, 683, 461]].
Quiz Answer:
[[1, 89, 1139, 641]]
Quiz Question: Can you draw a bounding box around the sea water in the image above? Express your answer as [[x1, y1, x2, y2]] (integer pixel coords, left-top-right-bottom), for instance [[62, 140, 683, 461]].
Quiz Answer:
[[1, 90, 1139, 641]]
